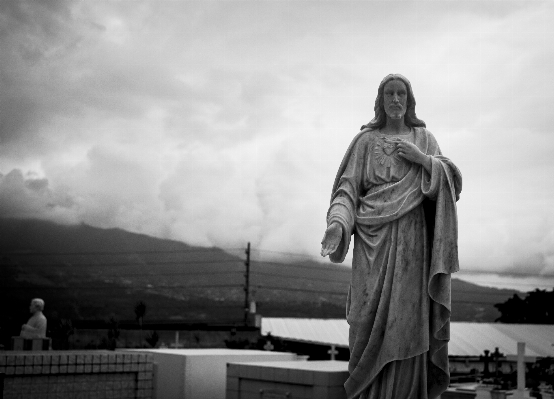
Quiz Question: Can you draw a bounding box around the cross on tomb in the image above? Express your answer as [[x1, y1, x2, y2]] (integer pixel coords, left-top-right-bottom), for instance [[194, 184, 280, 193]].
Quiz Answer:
[[512, 342, 530, 399], [328, 345, 339, 361], [491, 347, 506, 377], [480, 349, 492, 378], [170, 331, 183, 348], [263, 340, 274, 351]]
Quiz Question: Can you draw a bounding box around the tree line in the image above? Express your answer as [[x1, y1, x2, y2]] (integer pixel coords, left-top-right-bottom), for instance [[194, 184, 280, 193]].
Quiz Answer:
[[495, 289, 554, 324]]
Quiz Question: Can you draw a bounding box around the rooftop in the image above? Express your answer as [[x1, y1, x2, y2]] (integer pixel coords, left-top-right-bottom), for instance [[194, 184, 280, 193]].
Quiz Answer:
[[262, 318, 554, 358]]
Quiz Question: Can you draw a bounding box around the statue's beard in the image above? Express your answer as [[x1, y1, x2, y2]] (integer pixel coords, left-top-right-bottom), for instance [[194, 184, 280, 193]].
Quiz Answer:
[[387, 109, 404, 120]]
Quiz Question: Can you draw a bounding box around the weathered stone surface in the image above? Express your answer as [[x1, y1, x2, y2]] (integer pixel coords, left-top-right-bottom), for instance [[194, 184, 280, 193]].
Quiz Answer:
[[322, 74, 462, 399]]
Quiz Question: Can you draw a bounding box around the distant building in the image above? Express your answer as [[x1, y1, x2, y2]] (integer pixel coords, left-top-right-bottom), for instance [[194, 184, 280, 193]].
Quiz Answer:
[[261, 318, 554, 377]]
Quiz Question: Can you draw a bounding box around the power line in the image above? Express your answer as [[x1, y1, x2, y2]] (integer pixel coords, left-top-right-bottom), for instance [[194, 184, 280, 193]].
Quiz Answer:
[[5, 247, 553, 280], [457, 270, 554, 278], [2, 259, 241, 268], [0, 282, 539, 299], [253, 285, 347, 295], [251, 249, 325, 261], [7, 261, 554, 287], [4, 248, 554, 291], [92, 271, 244, 278], [1, 248, 242, 257], [0, 284, 244, 291], [252, 260, 351, 273], [248, 271, 551, 294], [35, 304, 246, 311], [4, 267, 551, 293], [2, 258, 352, 275], [250, 271, 349, 284], [3, 269, 549, 294]]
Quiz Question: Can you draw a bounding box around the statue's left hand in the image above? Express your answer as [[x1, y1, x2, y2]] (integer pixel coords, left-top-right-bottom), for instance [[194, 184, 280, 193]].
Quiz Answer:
[[396, 140, 426, 164]]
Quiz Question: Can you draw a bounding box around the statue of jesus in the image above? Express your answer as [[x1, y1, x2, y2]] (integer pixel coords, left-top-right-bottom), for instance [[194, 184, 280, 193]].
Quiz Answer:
[[321, 74, 462, 399]]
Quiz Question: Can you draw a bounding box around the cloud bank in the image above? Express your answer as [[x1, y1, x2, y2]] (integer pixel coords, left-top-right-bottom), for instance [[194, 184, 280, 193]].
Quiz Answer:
[[1, 0, 554, 288]]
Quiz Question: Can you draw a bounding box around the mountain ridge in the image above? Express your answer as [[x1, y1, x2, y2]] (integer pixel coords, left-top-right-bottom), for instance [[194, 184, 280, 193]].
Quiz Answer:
[[0, 218, 517, 330]]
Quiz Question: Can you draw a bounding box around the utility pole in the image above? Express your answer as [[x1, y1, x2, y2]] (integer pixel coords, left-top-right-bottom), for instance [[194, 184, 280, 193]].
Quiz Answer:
[[243, 242, 251, 325]]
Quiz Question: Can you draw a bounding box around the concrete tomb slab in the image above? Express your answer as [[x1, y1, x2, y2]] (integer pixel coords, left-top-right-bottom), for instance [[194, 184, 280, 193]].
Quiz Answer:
[[226, 360, 349, 399]]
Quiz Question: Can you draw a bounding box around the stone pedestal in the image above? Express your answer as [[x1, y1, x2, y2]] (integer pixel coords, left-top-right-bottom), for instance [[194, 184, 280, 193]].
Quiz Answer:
[[11, 337, 51, 351], [226, 360, 349, 399]]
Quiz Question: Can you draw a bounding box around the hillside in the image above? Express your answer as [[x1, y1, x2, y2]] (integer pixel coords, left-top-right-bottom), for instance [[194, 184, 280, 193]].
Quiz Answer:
[[0, 218, 518, 334]]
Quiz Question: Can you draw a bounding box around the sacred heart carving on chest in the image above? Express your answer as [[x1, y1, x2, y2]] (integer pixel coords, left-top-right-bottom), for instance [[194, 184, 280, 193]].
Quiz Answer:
[[382, 143, 397, 155]]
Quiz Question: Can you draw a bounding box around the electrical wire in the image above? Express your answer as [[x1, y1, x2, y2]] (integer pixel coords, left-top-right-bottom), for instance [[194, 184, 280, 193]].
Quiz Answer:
[[2, 248, 242, 257], [3, 248, 553, 292]]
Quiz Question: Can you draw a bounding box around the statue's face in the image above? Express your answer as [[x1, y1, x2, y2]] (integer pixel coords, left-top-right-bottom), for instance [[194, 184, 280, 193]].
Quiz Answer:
[[29, 301, 40, 313], [383, 80, 408, 120]]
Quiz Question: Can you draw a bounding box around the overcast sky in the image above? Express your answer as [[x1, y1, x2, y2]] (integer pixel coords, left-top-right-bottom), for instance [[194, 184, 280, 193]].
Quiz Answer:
[[1, 0, 553, 291]]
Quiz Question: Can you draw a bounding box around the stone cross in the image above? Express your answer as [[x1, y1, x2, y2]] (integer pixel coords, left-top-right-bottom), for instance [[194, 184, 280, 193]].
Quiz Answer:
[[480, 349, 492, 378], [328, 345, 339, 361], [511, 342, 531, 399], [491, 347, 505, 377], [170, 331, 183, 348]]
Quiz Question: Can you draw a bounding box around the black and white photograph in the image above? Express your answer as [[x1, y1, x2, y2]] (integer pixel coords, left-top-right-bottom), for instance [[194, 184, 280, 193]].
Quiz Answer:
[[1, 1, 553, 398]]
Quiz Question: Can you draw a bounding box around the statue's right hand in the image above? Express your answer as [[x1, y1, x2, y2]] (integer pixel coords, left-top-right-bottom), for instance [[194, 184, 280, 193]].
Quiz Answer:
[[320, 222, 343, 257]]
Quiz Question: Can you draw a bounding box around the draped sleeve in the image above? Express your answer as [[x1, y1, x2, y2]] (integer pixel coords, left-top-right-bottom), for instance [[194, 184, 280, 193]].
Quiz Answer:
[[419, 132, 463, 398], [326, 129, 373, 263]]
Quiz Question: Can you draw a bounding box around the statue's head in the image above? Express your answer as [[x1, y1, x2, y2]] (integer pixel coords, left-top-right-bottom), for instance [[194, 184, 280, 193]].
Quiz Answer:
[[363, 74, 426, 130], [30, 298, 45, 313]]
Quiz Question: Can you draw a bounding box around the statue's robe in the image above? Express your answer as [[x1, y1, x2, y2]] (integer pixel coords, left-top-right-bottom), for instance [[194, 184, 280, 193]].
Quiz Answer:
[[327, 127, 462, 399]]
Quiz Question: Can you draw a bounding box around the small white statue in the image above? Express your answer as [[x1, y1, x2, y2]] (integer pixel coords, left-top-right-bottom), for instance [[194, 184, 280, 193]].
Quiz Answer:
[[20, 298, 47, 339]]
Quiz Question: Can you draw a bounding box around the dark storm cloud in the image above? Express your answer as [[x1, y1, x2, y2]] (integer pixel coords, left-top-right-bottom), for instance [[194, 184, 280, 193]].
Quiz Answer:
[[0, 169, 75, 221]]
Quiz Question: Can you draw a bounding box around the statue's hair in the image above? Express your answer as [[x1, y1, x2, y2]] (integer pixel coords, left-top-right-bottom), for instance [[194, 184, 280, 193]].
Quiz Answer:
[[31, 298, 45, 311], [362, 74, 426, 130]]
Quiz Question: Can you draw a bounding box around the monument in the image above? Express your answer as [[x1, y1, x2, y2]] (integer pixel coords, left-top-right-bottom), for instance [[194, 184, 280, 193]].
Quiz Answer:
[[321, 74, 462, 398], [20, 298, 47, 339]]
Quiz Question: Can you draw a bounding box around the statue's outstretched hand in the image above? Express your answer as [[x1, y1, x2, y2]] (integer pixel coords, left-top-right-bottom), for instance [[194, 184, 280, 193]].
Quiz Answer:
[[321, 222, 343, 257]]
